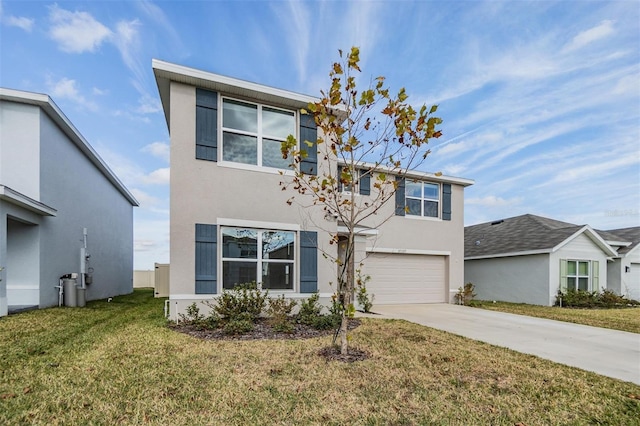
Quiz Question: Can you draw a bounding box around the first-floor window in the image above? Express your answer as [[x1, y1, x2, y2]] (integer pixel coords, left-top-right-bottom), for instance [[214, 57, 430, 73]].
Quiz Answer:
[[567, 260, 590, 291], [221, 227, 295, 290]]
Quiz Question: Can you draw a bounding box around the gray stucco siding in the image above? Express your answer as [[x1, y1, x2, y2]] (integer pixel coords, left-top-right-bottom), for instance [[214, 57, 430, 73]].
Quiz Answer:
[[38, 109, 134, 307], [465, 254, 550, 305]]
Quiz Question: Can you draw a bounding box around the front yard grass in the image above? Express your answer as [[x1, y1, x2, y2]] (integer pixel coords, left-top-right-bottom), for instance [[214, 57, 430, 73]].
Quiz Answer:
[[1, 289, 639, 425], [473, 301, 640, 333]]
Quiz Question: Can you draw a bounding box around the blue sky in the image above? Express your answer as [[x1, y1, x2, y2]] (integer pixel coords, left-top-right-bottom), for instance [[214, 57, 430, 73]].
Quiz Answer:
[[1, 0, 638, 269]]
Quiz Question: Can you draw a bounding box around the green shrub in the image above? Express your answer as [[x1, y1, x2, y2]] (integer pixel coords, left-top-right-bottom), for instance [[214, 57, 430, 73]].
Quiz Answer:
[[267, 295, 297, 334], [178, 302, 206, 328], [223, 312, 255, 335], [356, 272, 374, 313], [211, 282, 268, 321], [297, 293, 341, 330], [297, 293, 324, 325], [555, 289, 640, 308], [454, 282, 477, 306]]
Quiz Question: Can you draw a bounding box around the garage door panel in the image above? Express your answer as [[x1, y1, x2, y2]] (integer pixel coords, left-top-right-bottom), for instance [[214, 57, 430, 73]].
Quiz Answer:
[[363, 253, 446, 304]]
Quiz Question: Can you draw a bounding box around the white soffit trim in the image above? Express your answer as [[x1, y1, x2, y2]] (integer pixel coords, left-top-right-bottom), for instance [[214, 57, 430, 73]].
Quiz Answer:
[[552, 225, 618, 257], [152, 59, 325, 129], [217, 218, 301, 231], [0, 185, 57, 216], [368, 247, 451, 256], [336, 159, 474, 187], [337, 225, 379, 236], [465, 249, 552, 260], [0, 88, 139, 207]]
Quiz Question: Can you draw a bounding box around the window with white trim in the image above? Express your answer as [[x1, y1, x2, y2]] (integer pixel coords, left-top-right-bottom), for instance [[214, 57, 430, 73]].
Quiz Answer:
[[566, 260, 590, 291], [406, 181, 440, 218], [221, 227, 295, 290], [221, 98, 295, 169]]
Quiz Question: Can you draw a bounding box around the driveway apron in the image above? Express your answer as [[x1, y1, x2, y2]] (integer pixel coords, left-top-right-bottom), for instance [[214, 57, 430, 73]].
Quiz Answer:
[[369, 304, 640, 385]]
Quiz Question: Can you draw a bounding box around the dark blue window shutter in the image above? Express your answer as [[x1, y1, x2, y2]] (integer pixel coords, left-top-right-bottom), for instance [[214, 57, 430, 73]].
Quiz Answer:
[[196, 89, 218, 161], [300, 231, 318, 293], [359, 169, 371, 195], [195, 223, 217, 294], [442, 184, 452, 221], [395, 177, 406, 216], [299, 114, 317, 175]]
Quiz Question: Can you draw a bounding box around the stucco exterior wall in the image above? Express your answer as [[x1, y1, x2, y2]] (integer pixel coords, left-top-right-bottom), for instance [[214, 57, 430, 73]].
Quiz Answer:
[[550, 233, 609, 302], [465, 254, 550, 305], [38, 109, 134, 307], [0, 101, 40, 199], [169, 82, 336, 302]]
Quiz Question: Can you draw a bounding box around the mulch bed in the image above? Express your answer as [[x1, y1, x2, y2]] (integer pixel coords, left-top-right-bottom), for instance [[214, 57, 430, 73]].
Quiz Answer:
[[169, 318, 370, 362]]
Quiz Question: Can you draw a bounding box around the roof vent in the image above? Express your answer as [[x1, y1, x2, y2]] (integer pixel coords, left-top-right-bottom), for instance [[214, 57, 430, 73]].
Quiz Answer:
[[475, 240, 481, 246], [490, 220, 504, 226]]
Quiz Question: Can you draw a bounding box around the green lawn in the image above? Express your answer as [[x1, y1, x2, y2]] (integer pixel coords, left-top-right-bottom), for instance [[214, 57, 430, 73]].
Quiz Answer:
[[473, 301, 640, 333], [1, 289, 639, 425]]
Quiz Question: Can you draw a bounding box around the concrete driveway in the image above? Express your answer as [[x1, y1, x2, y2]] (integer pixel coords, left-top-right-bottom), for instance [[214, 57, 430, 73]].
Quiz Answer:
[[368, 304, 640, 385]]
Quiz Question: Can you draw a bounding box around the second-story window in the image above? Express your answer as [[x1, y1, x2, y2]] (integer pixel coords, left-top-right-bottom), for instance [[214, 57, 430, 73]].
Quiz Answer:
[[221, 98, 295, 169], [406, 181, 440, 218]]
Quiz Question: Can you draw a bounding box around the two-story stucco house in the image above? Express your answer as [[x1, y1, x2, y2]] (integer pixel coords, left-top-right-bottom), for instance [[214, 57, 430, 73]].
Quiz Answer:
[[152, 60, 473, 318], [0, 88, 138, 317]]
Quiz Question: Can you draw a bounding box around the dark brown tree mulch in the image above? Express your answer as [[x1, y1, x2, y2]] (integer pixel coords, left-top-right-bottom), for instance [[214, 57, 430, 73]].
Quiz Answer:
[[317, 345, 371, 363], [169, 318, 361, 341]]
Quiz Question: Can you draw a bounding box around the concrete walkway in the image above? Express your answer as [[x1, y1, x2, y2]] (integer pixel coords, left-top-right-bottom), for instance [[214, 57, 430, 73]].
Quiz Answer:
[[366, 304, 640, 385]]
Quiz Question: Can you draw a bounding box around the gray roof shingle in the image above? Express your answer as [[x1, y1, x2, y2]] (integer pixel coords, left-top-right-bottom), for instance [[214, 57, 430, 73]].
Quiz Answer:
[[465, 214, 584, 258], [601, 227, 640, 256]]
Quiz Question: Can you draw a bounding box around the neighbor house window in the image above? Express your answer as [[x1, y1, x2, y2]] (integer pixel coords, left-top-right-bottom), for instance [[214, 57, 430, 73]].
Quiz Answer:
[[221, 227, 295, 290], [566, 260, 590, 291], [405, 181, 440, 218], [221, 98, 295, 169]]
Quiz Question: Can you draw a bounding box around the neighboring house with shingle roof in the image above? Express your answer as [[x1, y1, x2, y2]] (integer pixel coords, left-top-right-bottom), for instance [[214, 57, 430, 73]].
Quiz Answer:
[[598, 227, 640, 301], [464, 214, 621, 306]]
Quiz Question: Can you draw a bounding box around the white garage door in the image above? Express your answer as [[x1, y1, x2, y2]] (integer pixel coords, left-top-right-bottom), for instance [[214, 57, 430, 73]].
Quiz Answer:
[[626, 263, 640, 301], [363, 253, 446, 304]]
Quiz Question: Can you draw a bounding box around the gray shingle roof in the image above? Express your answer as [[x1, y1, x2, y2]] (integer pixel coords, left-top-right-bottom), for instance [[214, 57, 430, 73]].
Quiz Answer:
[[601, 227, 640, 256], [465, 214, 584, 258]]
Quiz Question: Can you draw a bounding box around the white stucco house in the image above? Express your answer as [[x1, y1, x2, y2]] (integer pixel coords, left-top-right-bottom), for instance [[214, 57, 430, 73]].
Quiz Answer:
[[152, 60, 474, 318], [0, 88, 139, 317], [599, 227, 640, 301], [464, 214, 639, 305]]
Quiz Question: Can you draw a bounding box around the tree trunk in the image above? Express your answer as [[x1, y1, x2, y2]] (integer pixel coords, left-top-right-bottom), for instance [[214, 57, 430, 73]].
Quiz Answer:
[[340, 232, 355, 355]]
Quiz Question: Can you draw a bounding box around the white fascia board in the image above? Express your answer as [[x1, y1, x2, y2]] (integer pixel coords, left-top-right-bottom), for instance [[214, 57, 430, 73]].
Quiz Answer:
[[368, 247, 451, 256], [152, 59, 324, 129], [552, 225, 618, 257], [0, 185, 57, 216], [0, 88, 139, 207], [336, 158, 474, 187], [337, 225, 379, 236], [465, 249, 552, 260], [604, 240, 632, 247], [216, 218, 300, 231], [170, 292, 333, 301]]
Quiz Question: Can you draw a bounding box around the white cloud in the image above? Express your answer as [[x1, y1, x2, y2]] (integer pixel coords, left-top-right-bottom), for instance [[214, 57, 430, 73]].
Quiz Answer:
[[48, 4, 112, 53], [466, 196, 522, 207], [563, 20, 615, 53], [4, 15, 34, 32], [141, 142, 170, 163], [136, 93, 162, 114], [130, 188, 161, 208], [142, 168, 170, 185], [92, 87, 107, 96], [47, 77, 98, 111]]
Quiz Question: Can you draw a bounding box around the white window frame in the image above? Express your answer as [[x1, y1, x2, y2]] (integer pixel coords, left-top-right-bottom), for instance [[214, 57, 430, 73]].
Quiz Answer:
[[220, 226, 296, 292], [566, 259, 591, 291], [405, 181, 440, 219], [219, 96, 296, 171]]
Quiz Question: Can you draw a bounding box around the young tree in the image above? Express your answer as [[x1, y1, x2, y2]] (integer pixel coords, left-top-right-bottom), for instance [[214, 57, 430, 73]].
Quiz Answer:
[[281, 47, 443, 355]]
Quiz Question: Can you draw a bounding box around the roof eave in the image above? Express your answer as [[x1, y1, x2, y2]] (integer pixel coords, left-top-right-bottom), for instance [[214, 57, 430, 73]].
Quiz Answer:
[[0, 88, 139, 207]]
